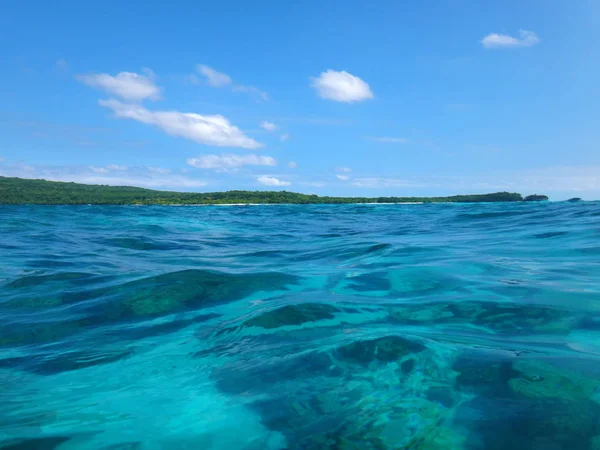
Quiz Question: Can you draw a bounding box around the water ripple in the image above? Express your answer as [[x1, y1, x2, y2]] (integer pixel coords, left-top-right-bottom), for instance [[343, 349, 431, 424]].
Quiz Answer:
[[1, 202, 600, 449]]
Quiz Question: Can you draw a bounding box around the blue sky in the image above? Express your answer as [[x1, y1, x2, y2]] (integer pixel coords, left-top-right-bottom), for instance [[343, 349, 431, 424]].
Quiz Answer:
[[1, 0, 599, 199]]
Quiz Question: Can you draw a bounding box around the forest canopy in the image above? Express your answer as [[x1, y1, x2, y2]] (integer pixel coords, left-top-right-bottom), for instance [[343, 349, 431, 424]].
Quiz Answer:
[[0, 176, 534, 205]]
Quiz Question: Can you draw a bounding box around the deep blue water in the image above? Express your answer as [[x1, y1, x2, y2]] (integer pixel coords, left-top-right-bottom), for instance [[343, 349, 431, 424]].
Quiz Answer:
[[1, 202, 600, 449]]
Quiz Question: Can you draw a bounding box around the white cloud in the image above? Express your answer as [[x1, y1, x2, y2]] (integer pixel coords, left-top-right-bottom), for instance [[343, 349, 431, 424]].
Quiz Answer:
[[147, 166, 171, 174], [232, 84, 269, 101], [288, 161, 298, 168], [187, 153, 276, 170], [99, 99, 262, 149], [280, 133, 290, 142], [337, 167, 352, 173], [257, 176, 291, 187], [336, 174, 350, 181], [481, 30, 540, 49], [0, 157, 5, 163], [260, 121, 278, 132], [196, 64, 269, 100], [370, 137, 408, 144], [77, 70, 161, 101], [196, 64, 232, 87], [107, 164, 128, 171], [89, 166, 109, 174], [310, 70, 374, 103]]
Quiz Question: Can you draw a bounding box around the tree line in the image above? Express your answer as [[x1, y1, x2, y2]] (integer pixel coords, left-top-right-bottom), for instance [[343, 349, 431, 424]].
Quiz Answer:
[[0, 176, 534, 205]]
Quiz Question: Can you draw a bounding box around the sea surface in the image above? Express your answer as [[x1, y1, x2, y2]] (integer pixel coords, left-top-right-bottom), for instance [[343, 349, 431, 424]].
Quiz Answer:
[[1, 202, 600, 450]]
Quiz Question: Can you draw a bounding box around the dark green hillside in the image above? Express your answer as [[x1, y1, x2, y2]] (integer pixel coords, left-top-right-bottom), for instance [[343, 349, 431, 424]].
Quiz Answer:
[[0, 176, 531, 205]]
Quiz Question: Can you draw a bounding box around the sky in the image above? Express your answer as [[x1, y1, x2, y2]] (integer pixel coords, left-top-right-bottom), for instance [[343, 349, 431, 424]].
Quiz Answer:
[[0, 0, 599, 200]]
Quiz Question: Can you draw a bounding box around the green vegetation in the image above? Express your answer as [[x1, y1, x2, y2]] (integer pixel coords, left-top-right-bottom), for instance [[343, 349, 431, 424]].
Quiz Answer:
[[524, 194, 550, 202], [0, 176, 533, 205]]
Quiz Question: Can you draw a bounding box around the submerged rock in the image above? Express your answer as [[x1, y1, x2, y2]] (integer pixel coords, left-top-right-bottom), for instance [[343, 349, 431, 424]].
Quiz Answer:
[[335, 336, 425, 365], [243, 303, 339, 329], [0, 436, 72, 450], [454, 359, 518, 396], [389, 301, 574, 334], [509, 359, 600, 401], [114, 269, 299, 317]]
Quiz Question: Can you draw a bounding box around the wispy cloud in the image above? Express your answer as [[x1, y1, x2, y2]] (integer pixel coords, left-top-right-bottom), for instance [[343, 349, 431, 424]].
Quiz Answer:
[[369, 136, 408, 144], [336, 174, 350, 181], [351, 177, 422, 188], [196, 64, 269, 100], [300, 181, 325, 188], [280, 133, 290, 142], [99, 99, 262, 149], [232, 84, 269, 101], [310, 70, 374, 103], [260, 121, 278, 132], [77, 69, 161, 101], [481, 30, 540, 49], [273, 116, 351, 126], [147, 166, 171, 174], [54, 59, 69, 73], [0, 163, 207, 189], [336, 167, 352, 173], [187, 153, 276, 171], [196, 64, 232, 87], [107, 164, 128, 171], [89, 166, 109, 174], [288, 161, 298, 168], [257, 176, 291, 187]]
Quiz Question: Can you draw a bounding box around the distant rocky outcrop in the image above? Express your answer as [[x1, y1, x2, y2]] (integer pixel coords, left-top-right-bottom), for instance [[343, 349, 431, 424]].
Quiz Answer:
[[567, 197, 582, 203], [524, 194, 549, 202]]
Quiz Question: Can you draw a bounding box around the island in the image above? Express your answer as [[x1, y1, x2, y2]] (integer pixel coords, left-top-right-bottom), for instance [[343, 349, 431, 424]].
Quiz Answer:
[[0, 176, 546, 205], [567, 197, 582, 203], [524, 194, 549, 202]]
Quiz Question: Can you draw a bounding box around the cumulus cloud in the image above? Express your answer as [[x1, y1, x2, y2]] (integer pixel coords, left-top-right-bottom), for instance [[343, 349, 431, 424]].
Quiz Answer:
[[288, 161, 298, 168], [187, 153, 276, 171], [481, 30, 540, 49], [257, 176, 291, 187], [280, 133, 290, 142], [196, 64, 232, 87], [99, 99, 262, 149], [336, 174, 350, 181], [77, 70, 161, 101], [310, 70, 374, 103], [370, 137, 408, 144], [260, 121, 278, 132]]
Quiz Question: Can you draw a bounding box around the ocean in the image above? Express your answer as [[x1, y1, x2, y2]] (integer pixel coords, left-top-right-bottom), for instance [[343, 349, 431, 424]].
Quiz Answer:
[[1, 202, 600, 449]]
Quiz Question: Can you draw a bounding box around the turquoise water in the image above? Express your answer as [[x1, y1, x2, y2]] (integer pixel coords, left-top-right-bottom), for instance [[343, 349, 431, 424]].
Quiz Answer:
[[1, 202, 600, 449]]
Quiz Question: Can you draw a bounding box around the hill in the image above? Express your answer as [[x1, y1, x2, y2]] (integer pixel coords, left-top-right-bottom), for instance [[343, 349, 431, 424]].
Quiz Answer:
[[0, 176, 530, 205]]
